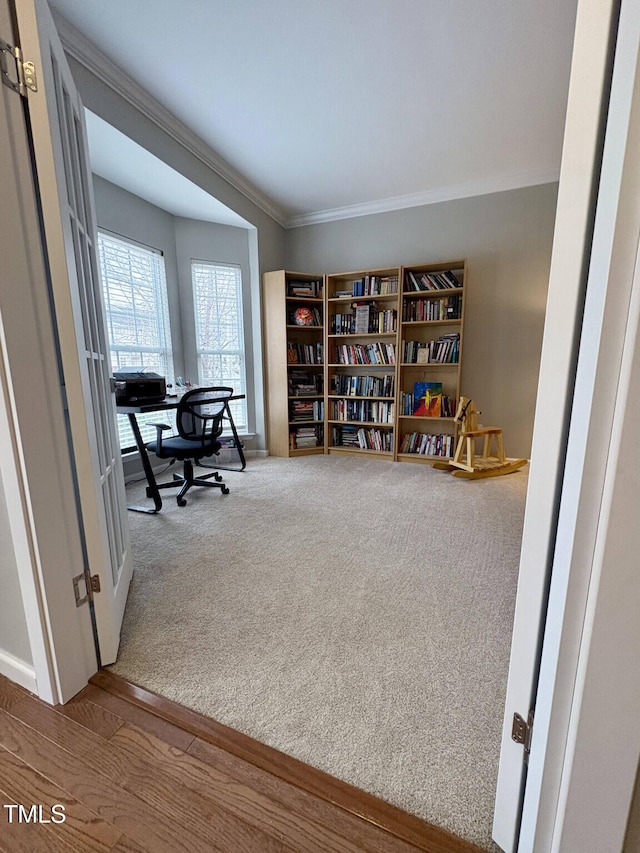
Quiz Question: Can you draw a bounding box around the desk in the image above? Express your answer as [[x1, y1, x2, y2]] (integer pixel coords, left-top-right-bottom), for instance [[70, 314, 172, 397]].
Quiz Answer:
[[117, 394, 246, 513]]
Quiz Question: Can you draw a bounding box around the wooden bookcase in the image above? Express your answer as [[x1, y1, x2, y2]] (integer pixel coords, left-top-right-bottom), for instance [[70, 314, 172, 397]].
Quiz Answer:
[[262, 270, 325, 456], [263, 260, 466, 462], [325, 268, 400, 460], [396, 260, 467, 463]]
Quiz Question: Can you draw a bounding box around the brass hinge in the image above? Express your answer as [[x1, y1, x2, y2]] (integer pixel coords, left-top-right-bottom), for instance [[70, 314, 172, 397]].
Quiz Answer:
[[0, 36, 37, 97], [72, 573, 101, 607], [512, 710, 534, 765]]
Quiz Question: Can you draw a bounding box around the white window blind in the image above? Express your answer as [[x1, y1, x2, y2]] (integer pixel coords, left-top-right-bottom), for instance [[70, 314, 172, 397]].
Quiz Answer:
[[98, 231, 175, 450], [192, 261, 247, 431]]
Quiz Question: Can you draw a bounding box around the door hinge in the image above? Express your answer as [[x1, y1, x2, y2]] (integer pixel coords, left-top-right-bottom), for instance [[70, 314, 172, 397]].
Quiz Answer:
[[0, 36, 37, 97], [512, 710, 534, 764], [72, 572, 101, 607]]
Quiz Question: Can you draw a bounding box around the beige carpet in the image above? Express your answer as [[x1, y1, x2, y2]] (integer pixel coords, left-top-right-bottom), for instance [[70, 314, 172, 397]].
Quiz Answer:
[[112, 454, 527, 850]]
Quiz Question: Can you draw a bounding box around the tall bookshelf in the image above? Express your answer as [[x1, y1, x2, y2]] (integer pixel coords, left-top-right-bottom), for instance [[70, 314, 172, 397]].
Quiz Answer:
[[263, 260, 466, 463], [325, 268, 400, 460], [396, 260, 467, 463], [262, 270, 325, 456]]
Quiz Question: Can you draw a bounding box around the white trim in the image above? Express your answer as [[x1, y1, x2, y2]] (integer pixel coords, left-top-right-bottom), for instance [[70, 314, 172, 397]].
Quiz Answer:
[[525, 1, 640, 848], [0, 650, 37, 695], [493, 0, 619, 847], [50, 10, 287, 228], [0, 316, 57, 705], [286, 169, 561, 228]]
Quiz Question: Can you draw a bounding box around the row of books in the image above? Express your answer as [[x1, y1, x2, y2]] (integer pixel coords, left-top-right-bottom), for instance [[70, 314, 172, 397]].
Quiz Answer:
[[330, 373, 395, 398], [402, 333, 460, 364], [400, 382, 456, 417], [289, 367, 324, 397], [329, 399, 394, 424], [290, 399, 324, 421], [287, 279, 322, 298], [287, 342, 323, 365], [404, 270, 461, 292], [289, 425, 324, 449], [402, 294, 462, 323], [331, 342, 396, 366], [288, 370, 323, 396], [330, 308, 397, 335], [333, 275, 399, 299], [331, 425, 394, 452], [399, 431, 454, 457]]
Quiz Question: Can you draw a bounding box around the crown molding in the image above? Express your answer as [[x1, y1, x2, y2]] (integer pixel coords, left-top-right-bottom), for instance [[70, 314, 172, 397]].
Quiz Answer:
[[52, 11, 287, 228], [285, 168, 560, 229]]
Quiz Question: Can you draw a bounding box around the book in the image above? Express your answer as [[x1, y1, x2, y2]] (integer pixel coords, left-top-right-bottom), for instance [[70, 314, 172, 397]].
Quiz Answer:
[[413, 382, 442, 417]]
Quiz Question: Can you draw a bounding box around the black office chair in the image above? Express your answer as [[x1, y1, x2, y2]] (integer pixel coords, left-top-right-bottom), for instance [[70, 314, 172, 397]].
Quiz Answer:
[[146, 386, 233, 506]]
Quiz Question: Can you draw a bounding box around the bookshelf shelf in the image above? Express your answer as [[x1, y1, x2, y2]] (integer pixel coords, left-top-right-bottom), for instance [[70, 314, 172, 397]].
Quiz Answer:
[[326, 268, 400, 457], [329, 332, 396, 338], [328, 293, 399, 303], [263, 270, 326, 456], [328, 394, 395, 401], [396, 260, 466, 461], [263, 260, 466, 463], [328, 419, 394, 427], [398, 414, 456, 421], [401, 320, 462, 328]]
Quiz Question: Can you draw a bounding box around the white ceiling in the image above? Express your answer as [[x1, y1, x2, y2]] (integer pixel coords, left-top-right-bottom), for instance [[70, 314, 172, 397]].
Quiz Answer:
[[49, 0, 578, 227], [85, 111, 250, 227]]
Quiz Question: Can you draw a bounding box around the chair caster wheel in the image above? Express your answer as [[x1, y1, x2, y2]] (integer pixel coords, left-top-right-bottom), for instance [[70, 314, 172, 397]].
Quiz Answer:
[[177, 498, 187, 507], [221, 486, 230, 495], [214, 473, 223, 482]]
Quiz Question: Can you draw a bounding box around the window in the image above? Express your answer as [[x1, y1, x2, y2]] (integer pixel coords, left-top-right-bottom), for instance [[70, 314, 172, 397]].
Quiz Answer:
[[98, 231, 175, 449], [192, 261, 247, 430]]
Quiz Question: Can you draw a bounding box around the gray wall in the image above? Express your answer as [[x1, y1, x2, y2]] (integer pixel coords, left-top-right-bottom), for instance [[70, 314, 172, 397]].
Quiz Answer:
[[92, 177, 262, 451], [0, 468, 32, 666], [93, 176, 185, 379], [68, 56, 288, 451], [173, 217, 256, 437], [285, 183, 558, 458]]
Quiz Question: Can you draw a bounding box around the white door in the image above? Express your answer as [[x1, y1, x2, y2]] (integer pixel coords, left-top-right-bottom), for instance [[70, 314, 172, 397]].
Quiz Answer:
[[493, 0, 636, 849], [13, 0, 133, 665]]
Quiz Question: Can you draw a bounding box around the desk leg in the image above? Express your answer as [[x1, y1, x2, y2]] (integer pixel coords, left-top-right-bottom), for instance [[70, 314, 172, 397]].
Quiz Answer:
[[224, 403, 247, 471], [126, 413, 162, 513], [200, 402, 246, 473]]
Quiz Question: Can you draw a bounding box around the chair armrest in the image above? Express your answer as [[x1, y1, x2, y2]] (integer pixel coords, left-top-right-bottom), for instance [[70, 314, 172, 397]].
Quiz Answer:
[[150, 422, 171, 453]]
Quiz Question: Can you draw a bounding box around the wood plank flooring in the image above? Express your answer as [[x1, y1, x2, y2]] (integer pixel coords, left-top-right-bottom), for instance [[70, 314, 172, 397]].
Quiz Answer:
[[0, 673, 484, 853]]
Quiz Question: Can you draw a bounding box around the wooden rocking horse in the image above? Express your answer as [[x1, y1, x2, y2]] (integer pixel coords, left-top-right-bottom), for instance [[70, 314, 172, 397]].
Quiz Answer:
[[433, 397, 527, 479]]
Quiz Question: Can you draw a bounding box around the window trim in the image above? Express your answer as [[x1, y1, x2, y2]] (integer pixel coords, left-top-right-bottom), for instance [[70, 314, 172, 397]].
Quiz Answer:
[[98, 229, 175, 452], [191, 259, 248, 431]]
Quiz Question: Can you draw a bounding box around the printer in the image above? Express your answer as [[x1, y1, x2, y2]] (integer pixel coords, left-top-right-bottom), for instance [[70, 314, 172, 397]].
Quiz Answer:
[[113, 371, 166, 405]]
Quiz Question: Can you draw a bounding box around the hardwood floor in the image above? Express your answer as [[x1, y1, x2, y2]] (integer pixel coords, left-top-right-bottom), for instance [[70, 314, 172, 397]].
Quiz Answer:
[[0, 673, 483, 853]]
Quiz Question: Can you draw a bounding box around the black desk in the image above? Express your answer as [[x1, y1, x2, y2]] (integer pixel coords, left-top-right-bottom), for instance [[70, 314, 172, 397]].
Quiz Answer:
[[117, 394, 246, 513]]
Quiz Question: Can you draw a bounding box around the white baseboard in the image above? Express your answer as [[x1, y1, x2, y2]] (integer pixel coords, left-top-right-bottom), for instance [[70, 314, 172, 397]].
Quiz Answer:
[[0, 649, 37, 694]]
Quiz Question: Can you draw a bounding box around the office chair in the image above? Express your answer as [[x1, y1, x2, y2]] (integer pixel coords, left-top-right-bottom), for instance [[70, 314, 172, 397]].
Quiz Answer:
[[146, 386, 233, 506]]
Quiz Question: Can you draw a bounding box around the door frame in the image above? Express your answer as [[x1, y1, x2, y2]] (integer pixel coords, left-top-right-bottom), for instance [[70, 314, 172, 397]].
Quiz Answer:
[[0, 0, 98, 704], [493, 0, 620, 843], [5, 0, 640, 847], [518, 0, 640, 848]]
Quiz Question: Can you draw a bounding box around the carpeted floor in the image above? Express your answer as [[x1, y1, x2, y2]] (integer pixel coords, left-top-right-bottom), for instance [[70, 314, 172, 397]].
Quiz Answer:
[[111, 454, 528, 851]]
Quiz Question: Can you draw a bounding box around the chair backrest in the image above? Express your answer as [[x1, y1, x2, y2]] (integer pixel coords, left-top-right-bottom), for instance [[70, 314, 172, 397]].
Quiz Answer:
[[176, 387, 234, 447]]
